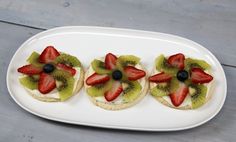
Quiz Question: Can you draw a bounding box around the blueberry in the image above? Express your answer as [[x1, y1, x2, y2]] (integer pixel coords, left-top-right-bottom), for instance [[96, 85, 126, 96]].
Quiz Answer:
[[43, 64, 55, 73], [112, 70, 123, 80], [177, 70, 188, 82]]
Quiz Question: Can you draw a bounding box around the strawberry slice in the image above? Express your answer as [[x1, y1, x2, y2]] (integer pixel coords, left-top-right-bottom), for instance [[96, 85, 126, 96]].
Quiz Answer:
[[167, 53, 185, 70], [39, 46, 60, 63], [57, 63, 76, 76], [170, 83, 189, 107], [191, 68, 213, 84], [86, 73, 110, 86], [17, 64, 42, 75], [105, 53, 117, 70], [38, 73, 56, 94], [124, 66, 146, 81], [149, 72, 172, 83], [105, 81, 123, 102]]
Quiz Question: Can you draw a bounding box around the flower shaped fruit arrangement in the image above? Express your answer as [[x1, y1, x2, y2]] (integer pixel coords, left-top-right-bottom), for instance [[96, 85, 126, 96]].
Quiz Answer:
[[17, 46, 84, 102], [149, 53, 213, 109], [84, 53, 148, 110]]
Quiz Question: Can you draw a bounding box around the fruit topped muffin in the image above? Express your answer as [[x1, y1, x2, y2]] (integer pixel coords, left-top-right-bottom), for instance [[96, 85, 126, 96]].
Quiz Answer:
[[84, 53, 148, 110], [149, 53, 213, 109], [17, 46, 84, 102]]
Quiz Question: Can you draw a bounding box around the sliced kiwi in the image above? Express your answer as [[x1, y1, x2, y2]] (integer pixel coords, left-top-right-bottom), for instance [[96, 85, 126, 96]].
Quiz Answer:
[[169, 77, 180, 93], [55, 53, 81, 67], [31, 75, 40, 81], [86, 79, 113, 97], [155, 55, 178, 75], [185, 58, 210, 71], [150, 83, 169, 97], [27, 52, 43, 67], [189, 84, 207, 109], [184, 79, 192, 86], [116, 55, 140, 70], [91, 59, 111, 74], [189, 86, 197, 96], [19, 76, 38, 90], [150, 77, 179, 97], [122, 80, 142, 102], [52, 70, 75, 101]]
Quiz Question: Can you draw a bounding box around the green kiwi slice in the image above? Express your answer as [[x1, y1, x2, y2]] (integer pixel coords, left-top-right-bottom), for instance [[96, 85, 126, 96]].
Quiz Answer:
[[91, 59, 111, 74], [27, 52, 44, 67], [52, 70, 75, 101], [155, 55, 178, 75], [55, 53, 81, 67], [189, 84, 207, 109], [122, 80, 142, 102], [86, 79, 113, 97], [185, 58, 210, 71], [116, 55, 140, 71], [19, 76, 38, 90], [150, 83, 169, 97], [150, 77, 179, 97]]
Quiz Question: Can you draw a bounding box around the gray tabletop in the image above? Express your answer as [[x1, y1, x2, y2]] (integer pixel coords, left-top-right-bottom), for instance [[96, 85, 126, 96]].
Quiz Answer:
[[0, 0, 236, 141]]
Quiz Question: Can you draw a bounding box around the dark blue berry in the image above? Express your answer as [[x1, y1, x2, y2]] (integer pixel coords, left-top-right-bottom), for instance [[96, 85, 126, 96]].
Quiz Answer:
[[177, 70, 188, 82], [112, 70, 123, 80], [43, 64, 55, 73]]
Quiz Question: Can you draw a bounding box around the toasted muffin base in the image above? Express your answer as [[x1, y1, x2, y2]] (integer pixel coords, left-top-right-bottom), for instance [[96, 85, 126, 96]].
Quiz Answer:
[[150, 68, 214, 110], [24, 67, 85, 102], [84, 64, 149, 110]]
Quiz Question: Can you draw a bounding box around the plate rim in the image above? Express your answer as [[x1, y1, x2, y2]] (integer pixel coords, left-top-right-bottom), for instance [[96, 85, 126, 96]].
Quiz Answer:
[[6, 26, 227, 131]]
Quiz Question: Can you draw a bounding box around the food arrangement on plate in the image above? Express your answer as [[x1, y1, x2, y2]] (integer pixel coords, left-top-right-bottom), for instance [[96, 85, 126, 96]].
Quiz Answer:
[[149, 53, 213, 109], [17, 46, 84, 102], [84, 53, 148, 110], [8, 27, 227, 131], [17, 46, 214, 110]]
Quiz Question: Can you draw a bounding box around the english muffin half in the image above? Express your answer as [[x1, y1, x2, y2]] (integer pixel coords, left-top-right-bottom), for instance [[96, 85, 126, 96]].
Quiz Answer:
[[149, 53, 214, 109], [17, 46, 84, 102], [84, 53, 148, 110]]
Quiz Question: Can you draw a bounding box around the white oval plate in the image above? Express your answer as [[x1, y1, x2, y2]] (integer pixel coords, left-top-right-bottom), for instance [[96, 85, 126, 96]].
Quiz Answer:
[[7, 26, 227, 131]]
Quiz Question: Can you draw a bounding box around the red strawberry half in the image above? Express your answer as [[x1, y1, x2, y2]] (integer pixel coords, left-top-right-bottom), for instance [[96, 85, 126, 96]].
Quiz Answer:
[[105, 81, 123, 102], [57, 63, 76, 76], [86, 73, 110, 86], [191, 68, 213, 84], [149, 72, 172, 83], [39, 46, 60, 63], [124, 66, 146, 81], [38, 73, 56, 94], [17, 64, 42, 75], [105, 53, 117, 70], [167, 53, 185, 70], [170, 83, 189, 107]]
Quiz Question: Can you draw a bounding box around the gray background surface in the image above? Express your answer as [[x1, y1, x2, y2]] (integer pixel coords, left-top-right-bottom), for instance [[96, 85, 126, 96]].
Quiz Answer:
[[0, 0, 235, 141]]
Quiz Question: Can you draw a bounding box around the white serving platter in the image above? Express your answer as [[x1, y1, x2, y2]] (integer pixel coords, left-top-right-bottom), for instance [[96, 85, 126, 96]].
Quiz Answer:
[[7, 26, 227, 131]]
